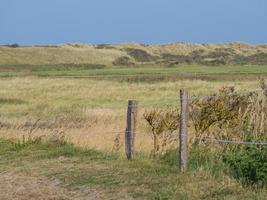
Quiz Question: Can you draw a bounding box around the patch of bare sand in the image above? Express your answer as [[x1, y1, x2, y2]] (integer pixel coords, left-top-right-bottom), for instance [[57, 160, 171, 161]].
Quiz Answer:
[[0, 172, 102, 200]]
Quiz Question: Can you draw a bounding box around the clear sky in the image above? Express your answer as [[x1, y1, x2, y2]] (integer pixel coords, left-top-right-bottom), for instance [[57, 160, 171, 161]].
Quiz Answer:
[[1, 0, 266, 45]]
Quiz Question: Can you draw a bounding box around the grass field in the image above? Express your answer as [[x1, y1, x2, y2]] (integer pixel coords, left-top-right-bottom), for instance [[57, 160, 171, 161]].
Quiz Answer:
[[0, 139, 266, 200], [0, 74, 264, 152], [0, 65, 267, 77], [0, 65, 266, 199]]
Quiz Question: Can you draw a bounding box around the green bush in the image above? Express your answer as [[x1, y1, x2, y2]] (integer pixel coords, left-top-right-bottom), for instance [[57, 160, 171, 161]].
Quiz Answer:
[[223, 146, 267, 187]]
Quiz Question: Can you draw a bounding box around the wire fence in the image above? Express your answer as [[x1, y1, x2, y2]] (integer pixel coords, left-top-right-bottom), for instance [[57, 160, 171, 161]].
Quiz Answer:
[[194, 136, 267, 145], [107, 129, 267, 146], [53, 87, 266, 158], [124, 88, 267, 151]]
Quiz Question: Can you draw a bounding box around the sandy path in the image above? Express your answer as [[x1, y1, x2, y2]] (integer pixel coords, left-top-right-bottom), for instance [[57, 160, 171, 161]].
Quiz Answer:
[[0, 172, 102, 200]]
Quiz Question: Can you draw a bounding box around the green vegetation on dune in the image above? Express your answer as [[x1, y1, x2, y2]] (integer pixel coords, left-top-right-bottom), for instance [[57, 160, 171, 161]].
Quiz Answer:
[[1, 42, 267, 67]]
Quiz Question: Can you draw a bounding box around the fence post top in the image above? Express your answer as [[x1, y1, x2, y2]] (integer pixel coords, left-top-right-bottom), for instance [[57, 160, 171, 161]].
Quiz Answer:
[[180, 88, 188, 92], [128, 100, 137, 104]]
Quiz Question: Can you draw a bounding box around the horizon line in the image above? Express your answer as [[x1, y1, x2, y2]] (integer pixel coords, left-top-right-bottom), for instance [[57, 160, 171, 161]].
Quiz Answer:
[[1, 41, 267, 47]]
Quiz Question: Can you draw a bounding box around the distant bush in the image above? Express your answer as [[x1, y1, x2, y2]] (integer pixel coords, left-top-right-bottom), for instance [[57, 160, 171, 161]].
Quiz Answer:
[[158, 48, 267, 66], [206, 48, 235, 59], [95, 44, 115, 49], [112, 56, 134, 66], [4, 43, 20, 48], [161, 53, 194, 64], [234, 53, 267, 65], [223, 146, 267, 187], [200, 58, 227, 66], [33, 45, 58, 48], [125, 48, 156, 62]]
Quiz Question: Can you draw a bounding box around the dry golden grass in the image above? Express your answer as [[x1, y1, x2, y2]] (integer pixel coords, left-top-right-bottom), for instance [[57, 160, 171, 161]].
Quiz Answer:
[[0, 45, 126, 65], [0, 76, 263, 153]]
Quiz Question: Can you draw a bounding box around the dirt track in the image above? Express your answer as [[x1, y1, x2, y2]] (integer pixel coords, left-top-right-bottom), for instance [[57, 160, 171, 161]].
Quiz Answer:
[[0, 172, 102, 200]]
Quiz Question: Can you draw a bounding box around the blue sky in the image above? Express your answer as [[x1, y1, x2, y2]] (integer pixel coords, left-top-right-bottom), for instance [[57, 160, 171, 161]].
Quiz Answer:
[[1, 0, 266, 45]]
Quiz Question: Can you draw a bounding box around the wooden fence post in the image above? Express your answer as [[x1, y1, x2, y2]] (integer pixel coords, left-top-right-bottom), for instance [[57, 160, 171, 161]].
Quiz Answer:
[[125, 100, 138, 160], [262, 81, 267, 96], [179, 89, 189, 173]]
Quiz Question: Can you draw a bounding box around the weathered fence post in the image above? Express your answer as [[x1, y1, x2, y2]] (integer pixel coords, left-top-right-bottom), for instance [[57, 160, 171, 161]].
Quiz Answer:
[[179, 89, 189, 173], [261, 80, 267, 96], [125, 100, 138, 160]]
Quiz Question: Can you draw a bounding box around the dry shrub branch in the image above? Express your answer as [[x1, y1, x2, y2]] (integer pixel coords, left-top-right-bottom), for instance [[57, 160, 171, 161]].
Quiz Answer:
[[144, 81, 267, 153]]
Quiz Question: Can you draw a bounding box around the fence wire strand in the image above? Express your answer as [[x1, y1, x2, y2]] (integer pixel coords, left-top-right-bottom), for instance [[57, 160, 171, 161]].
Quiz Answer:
[[123, 88, 267, 146], [194, 136, 267, 145]]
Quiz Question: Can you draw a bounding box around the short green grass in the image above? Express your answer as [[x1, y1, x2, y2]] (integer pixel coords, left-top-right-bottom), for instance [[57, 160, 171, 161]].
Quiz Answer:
[[0, 65, 267, 77], [0, 138, 266, 200]]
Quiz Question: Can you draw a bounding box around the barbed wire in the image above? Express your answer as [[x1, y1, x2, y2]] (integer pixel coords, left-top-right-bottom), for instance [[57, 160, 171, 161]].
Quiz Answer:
[[194, 136, 267, 145], [84, 130, 125, 134], [94, 129, 267, 146]]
